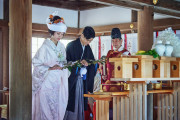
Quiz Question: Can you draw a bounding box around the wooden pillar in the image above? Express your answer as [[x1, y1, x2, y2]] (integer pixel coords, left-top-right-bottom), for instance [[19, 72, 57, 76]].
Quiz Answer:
[[2, 0, 9, 106], [157, 94, 161, 120], [3, 0, 9, 89], [129, 84, 134, 120], [173, 82, 178, 120], [143, 83, 147, 120], [177, 82, 180, 120], [0, 29, 3, 104], [9, 0, 32, 119], [147, 93, 153, 120], [131, 10, 137, 33], [2, 27, 9, 89], [113, 97, 117, 120], [131, 10, 137, 22], [138, 6, 153, 51], [3, 0, 9, 21], [129, 82, 147, 120], [96, 100, 110, 120], [1, 26, 9, 106], [78, 10, 80, 28]]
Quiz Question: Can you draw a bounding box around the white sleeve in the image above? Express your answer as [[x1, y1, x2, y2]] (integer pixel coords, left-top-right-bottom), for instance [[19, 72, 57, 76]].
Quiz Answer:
[[122, 51, 130, 56], [32, 46, 49, 75], [32, 46, 49, 93]]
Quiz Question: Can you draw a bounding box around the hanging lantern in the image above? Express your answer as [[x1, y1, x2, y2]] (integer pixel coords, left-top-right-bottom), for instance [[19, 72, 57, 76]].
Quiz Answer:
[[130, 24, 134, 29], [153, 0, 158, 5]]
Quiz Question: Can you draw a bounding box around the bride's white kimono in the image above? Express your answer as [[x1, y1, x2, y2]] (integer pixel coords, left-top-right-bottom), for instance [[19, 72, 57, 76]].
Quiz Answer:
[[32, 39, 69, 120]]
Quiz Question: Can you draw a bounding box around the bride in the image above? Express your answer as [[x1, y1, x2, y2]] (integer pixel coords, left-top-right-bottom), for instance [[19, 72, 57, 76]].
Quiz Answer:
[[32, 12, 69, 120]]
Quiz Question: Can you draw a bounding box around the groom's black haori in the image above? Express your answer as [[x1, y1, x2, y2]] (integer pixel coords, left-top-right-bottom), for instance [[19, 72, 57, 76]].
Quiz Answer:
[[66, 26, 96, 112]]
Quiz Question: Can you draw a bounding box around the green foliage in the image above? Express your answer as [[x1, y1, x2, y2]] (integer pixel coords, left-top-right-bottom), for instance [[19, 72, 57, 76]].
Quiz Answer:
[[62, 58, 106, 72], [136, 49, 160, 59]]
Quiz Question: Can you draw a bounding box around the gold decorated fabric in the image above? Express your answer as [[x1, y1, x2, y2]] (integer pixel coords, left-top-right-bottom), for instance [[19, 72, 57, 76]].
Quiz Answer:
[[102, 49, 130, 92], [0, 104, 7, 119]]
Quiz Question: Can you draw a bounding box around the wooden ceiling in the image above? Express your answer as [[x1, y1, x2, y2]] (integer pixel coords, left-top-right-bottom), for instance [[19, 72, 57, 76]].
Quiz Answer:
[[32, 0, 180, 17], [32, 0, 108, 10]]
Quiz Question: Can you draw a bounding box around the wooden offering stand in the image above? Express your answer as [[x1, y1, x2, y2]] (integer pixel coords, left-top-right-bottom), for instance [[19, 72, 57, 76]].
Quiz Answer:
[[170, 57, 180, 77], [84, 56, 180, 120], [131, 55, 153, 78], [109, 57, 138, 78], [153, 57, 176, 78]]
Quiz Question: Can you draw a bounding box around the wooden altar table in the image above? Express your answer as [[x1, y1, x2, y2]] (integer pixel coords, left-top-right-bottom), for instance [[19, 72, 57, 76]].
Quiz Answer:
[[84, 78, 180, 120]]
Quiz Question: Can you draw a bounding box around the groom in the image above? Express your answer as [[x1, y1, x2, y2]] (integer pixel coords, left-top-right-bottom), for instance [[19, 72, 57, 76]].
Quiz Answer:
[[64, 26, 96, 120]]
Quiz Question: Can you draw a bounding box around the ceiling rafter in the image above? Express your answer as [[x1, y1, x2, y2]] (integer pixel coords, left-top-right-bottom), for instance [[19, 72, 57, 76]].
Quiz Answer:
[[32, 0, 180, 17], [32, 0, 80, 10], [32, 0, 107, 10], [83, 0, 143, 10], [83, 0, 180, 17], [123, 0, 180, 11]]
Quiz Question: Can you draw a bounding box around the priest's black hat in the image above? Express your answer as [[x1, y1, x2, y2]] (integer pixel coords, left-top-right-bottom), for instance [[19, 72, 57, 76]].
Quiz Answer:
[[111, 28, 122, 39]]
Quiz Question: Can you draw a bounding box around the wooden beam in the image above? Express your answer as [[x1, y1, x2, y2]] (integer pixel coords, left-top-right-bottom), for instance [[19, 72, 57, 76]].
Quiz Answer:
[[0, 21, 79, 39], [1, 17, 180, 38], [95, 30, 133, 36], [32, 0, 107, 10], [32, 23, 48, 32], [84, 0, 180, 17], [32, 31, 49, 38], [91, 18, 180, 35], [32, 31, 78, 40], [32, 18, 180, 37], [83, 0, 143, 10], [79, 2, 107, 10], [153, 18, 180, 29], [153, 7, 180, 18], [123, 0, 180, 12], [32, 23, 80, 35], [32, 0, 79, 10], [153, 25, 180, 32], [66, 27, 80, 35], [79, 22, 138, 34]]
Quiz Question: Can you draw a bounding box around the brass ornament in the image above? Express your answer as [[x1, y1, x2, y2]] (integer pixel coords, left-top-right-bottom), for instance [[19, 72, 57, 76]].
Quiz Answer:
[[153, 0, 158, 5], [99, 84, 103, 92], [130, 24, 134, 29]]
